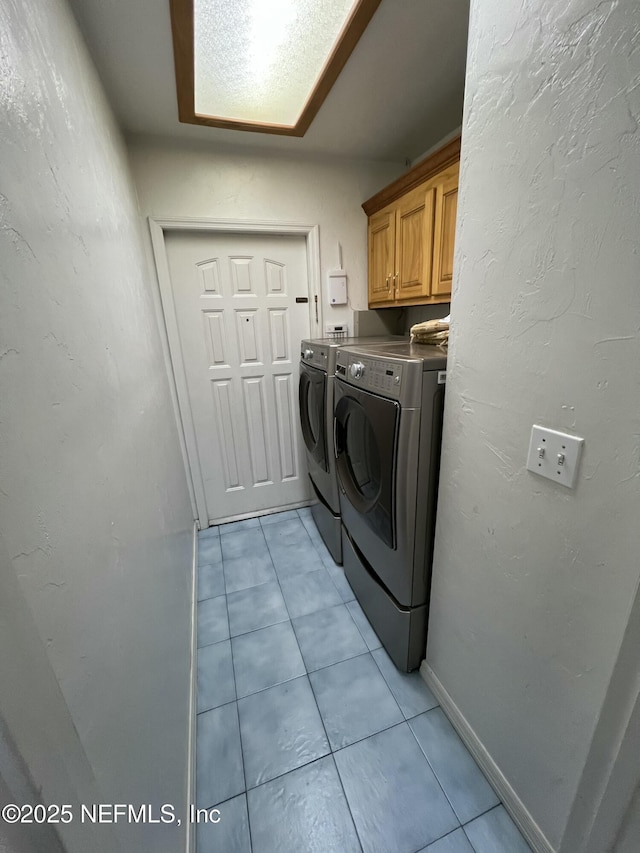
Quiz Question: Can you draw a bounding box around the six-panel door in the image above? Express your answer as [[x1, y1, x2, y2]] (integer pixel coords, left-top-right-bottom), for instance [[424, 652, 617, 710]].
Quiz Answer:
[[165, 231, 312, 524]]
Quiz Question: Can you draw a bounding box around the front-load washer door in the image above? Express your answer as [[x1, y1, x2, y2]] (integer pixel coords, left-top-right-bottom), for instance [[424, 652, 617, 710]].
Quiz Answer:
[[299, 364, 328, 471], [334, 379, 399, 549]]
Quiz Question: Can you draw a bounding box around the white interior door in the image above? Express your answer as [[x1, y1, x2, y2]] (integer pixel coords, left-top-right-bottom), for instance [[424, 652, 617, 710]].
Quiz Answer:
[[164, 230, 312, 524]]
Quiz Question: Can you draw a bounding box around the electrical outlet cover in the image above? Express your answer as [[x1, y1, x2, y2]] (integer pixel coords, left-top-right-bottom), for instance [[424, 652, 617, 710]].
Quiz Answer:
[[526, 425, 584, 489]]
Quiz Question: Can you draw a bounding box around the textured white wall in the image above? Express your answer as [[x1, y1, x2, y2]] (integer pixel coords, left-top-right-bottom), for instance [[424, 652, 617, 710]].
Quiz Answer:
[[615, 787, 640, 853], [127, 137, 402, 332], [0, 532, 117, 853], [0, 1, 194, 851], [427, 0, 640, 849]]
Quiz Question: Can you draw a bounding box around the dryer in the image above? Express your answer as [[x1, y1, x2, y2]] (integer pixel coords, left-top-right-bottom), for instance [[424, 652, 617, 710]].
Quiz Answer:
[[334, 341, 447, 671], [299, 336, 398, 563]]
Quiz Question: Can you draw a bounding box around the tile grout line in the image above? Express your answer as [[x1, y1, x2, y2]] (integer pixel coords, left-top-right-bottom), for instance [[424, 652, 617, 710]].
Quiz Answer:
[[223, 539, 252, 800], [195, 535, 252, 845], [408, 825, 474, 853], [368, 647, 440, 723], [303, 642, 390, 853], [228, 613, 290, 641], [266, 510, 353, 616], [288, 605, 371, 677], [406, 709, 470, 833], [196, 591, 225, 605], [462, 823, 480, 853], [355, 640, 406, 721], [330, 716, 417, 759], [199, 517, 291, 845], [219, 550, 255, 853], [221, 715, 440, 799], [326, 755, 366, 853], [297, 509, 350, 601], [225, 608, 378, 695], [259, 521, 300, 628], [213, 602, 367, 669], [321, 707, 478, 853], [242, 749, 367, 853], [229, 519, 297, 853], [235, 515, 314, 852], [195, 595, 228, 650], [195, 557, 224, 605], [221, 525, 280, 598], [345, 598, 377, 651], [208, 646, 375, 707], [293, 527, 386, 674], [405, 707, 508, 840], [219, 707, 437, 796], [461, 800, 504, 827], [303, 646, 406, 750], [345, 599, 379, 646], [245, 512, 364, 850], [195, 695, 236, 717], [258, 515, 363, 679], [256, 515, 336, 765]]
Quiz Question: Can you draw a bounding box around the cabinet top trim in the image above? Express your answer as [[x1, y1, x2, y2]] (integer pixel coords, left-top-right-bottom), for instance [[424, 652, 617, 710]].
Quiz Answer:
[[362, 135, 461, 216]]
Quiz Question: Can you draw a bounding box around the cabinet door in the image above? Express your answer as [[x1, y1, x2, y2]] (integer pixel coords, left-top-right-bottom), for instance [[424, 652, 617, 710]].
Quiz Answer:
[[432, 169, 459, 297], [368, 208, 395, 305], [395, 183, 436, 302]]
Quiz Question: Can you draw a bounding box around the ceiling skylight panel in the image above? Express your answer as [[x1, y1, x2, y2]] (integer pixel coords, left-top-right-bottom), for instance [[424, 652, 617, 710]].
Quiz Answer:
[[193, 0, 359, 126]]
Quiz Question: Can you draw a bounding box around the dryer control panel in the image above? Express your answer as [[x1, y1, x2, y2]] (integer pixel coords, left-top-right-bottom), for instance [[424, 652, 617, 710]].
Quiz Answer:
[[335, 351, 404, 400]]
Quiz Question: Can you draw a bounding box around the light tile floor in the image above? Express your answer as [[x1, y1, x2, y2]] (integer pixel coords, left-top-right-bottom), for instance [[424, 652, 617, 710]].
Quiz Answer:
[[195, 509, 533, 853]]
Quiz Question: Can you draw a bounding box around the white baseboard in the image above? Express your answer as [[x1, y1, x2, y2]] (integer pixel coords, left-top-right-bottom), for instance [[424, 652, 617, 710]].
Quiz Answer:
[[185, 522, 198, 853], [420, 661, 556, 853]]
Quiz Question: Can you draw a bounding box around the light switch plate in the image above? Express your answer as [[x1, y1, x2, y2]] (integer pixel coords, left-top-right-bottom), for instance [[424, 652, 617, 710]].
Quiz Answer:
[[526, 425, 584, 489]]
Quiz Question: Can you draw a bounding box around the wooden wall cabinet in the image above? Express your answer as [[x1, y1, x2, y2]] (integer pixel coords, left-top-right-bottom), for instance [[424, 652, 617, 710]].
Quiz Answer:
[[368, 208, 395, 304], [431, 167, 459, 297], [363, 137, 460, 309]]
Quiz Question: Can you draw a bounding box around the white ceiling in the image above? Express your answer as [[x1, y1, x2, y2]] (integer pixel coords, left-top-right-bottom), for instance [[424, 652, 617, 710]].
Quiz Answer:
[[68, 0, 470, 163]]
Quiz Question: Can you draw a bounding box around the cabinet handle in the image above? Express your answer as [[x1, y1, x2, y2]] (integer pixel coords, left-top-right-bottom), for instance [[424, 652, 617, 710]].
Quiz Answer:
[[386, 274, 391, 290], [393, 273, 398, 295]]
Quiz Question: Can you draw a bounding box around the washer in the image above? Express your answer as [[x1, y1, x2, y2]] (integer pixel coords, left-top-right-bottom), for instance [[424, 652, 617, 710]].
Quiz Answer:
[[299, 336, 398, 563], [333, 340, 447, 671]]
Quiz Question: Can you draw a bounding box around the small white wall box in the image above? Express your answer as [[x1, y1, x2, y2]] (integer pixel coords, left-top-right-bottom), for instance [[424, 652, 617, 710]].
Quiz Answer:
[[526, 425, 584, 489], [327, 269, 347, 305]]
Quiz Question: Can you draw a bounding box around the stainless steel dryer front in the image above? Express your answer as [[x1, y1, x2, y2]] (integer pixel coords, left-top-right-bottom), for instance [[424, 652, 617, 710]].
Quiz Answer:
[[299, 336, 398, 563], [334, 341, 447, 671]]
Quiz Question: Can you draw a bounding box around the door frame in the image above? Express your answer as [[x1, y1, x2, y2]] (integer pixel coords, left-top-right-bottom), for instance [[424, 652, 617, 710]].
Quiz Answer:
[[148, 217, 322, 528]]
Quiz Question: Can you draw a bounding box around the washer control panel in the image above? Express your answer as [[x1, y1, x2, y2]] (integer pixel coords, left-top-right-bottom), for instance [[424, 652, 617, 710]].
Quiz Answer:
[[300, 344, 329, 369], [336, 351, 403, 399]]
